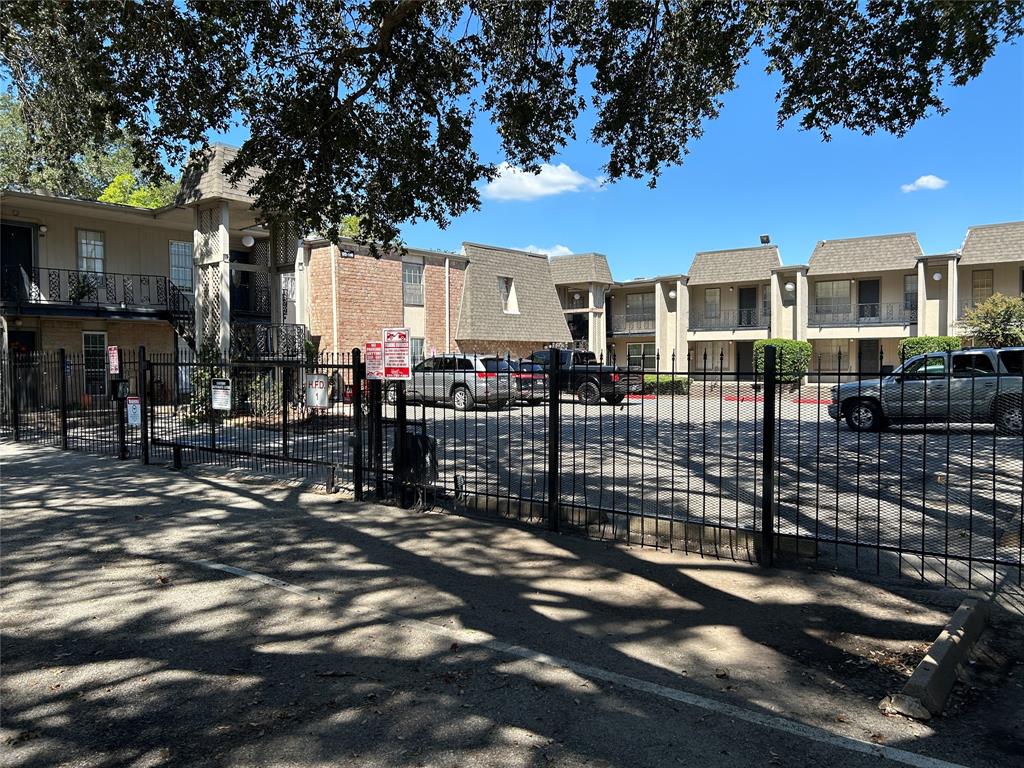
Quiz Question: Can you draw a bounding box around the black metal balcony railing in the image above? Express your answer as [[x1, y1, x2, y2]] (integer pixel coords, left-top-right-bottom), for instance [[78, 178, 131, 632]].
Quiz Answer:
[[230, 322, 310, 358], [1, 266, 176, 311], [689, 306, 770, 331], [609, 312, 655, 334], [230, 285, 272, 316], [808, 302, 917, 326]]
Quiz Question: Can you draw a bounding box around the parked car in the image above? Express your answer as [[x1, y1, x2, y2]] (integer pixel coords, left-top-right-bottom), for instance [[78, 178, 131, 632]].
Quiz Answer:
[[508, 359, 549, 405], [528, 348, 642, 405], [386, 354, 513, 410], [829, 347, 1024, 433]]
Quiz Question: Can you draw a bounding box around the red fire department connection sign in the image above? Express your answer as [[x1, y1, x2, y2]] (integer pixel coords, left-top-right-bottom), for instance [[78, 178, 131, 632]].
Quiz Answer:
[[382, 327, 412, 380]]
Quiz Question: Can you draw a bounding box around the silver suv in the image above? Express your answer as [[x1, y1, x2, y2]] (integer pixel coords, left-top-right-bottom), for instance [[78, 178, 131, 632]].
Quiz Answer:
[[386, 354, 513, 410], [829, 347, 1024, 433]]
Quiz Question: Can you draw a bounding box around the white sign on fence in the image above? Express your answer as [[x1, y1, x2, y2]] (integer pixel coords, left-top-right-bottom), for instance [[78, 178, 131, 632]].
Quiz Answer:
[[107, 345, 120, 374], [126, 396, 142, 427], [305, 373, 330, 408], [364, 341, 384, 380], [382, 327, 411, 380], [211, 378, 232, 411]]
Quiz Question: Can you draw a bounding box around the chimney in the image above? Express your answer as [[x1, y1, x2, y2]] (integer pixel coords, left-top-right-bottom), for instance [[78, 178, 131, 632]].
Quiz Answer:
[[759, 234, 771, 245]]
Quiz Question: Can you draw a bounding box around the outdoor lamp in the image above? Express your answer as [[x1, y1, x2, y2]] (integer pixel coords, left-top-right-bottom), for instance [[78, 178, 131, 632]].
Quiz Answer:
[[784, 282, 795, 293], [38, 225, 48, 236], [668, 289, 677, 299], [932, 272, 942, 281], [241, 234, 255, 247], [574, 292, 581, 300]]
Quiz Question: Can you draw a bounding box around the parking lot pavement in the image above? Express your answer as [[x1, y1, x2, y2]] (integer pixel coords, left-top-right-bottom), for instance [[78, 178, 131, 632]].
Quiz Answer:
[[4, 442, 1023, 768]]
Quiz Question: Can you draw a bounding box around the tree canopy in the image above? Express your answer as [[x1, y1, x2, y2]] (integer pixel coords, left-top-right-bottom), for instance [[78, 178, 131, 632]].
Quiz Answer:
[[97, 172, 179, 209], [2, 1, 1021, 245], [960, 293, 1024, 348]]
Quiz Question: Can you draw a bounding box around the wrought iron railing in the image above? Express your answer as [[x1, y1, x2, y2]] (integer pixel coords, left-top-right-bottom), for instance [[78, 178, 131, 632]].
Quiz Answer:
[[689, 306, 770, 330], [808, 302, 917, 326], [1, 266, 177, 311], [608, 312, 655, 334], [229, 322, 310, 358]]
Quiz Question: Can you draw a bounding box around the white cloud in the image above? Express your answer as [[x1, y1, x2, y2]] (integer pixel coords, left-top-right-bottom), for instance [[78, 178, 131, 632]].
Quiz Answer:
[[900, 174, 948, 193], [523, 244, 574, 258], [483, 162, 598, 201]]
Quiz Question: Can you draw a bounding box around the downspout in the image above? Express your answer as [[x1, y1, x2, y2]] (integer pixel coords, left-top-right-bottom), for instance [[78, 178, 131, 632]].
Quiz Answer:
[[445, 256, 451, 353], [331, 246, 339, 356]]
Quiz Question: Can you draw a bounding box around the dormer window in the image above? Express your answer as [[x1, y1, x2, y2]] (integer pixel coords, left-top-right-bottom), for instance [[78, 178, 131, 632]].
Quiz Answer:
[[499, 276, 519, 314]]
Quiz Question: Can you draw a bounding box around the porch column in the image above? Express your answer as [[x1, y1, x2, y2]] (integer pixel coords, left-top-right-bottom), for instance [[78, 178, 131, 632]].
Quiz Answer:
[[795, 269, 808, 341], [294, 239, 308, 327], [770, 272, 783, 338], [946, 254, 958, 335], [916, 260, 927, 338], [588, 283, 606, 358], [676, 279, 689, 373], [217, 202, 231, 356]]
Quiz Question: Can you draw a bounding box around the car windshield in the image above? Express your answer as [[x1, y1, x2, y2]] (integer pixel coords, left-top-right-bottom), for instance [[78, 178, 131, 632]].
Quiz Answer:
[[481, 358, 512, 372]]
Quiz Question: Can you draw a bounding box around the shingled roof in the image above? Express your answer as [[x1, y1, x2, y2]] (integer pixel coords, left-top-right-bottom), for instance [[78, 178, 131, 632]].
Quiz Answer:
[[958, 221, 1024, 265], [456, 243, 572, 344], [549, 253, 614, 285], [687, 245, 781, 285], [177, 144, 260, 206], [807, 233, 922, 276]]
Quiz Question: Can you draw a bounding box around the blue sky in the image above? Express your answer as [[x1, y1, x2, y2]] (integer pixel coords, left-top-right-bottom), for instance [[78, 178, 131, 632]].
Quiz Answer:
[[219, 40, 1023, 279]]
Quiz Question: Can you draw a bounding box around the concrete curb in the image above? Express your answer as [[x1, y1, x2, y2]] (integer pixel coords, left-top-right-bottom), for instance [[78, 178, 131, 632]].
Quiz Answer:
[[880, 596, 990, 719]]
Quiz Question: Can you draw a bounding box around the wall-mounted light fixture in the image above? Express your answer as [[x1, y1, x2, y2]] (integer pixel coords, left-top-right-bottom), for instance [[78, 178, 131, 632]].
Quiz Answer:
[[241, 234, 255, 248], [573, 292, 581, 301], [729, 286, 734, 292], [668, 289, 677, 299], [38, 225, 48, 236], [784, 282, 796, 293], [932, 272, 942, 281]]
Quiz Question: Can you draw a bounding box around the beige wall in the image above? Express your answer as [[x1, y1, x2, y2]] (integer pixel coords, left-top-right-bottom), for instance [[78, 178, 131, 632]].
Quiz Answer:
[[8, 316, 175, 357], [687, 281, 770, 316], [957, 261, 1024, 317]]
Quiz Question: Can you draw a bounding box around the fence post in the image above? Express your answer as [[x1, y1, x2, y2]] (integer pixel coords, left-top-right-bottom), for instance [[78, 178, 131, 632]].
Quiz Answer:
[[58, 348, 69, 450], [351, 347, 364, 501], [116, 347, 128, 459], [546, 347, 561, 532], [760, 344, 777, 567], [10, 355, 20, 442], [281, 365, 290, 459], [138, 345, 149, 465], [369, 379, 384, 500], [394, 380, 408, 506]]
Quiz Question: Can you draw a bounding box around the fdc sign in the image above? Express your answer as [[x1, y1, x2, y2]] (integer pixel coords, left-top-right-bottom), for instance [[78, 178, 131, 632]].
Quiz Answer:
[[305, 373, 330, 408]]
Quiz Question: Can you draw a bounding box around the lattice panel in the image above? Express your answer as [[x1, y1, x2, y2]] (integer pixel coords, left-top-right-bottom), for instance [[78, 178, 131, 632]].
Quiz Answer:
[[197, 263, 222, 348], [270, 222, 299, 266], [195, 207, 218, 263], [250, 239, 270, 267]]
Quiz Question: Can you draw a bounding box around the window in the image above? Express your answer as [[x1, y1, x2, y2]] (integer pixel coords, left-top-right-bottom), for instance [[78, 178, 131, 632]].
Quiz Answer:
[[77, 229, 105, 273], [903, 274, 918, 311], [811, 340, 849, 372], [403, 262, 424, 306], [169, 241, 193, 292], [903, 355, 947, 378], [998, 350, 1023, 375], [814, 280, 851, 315], [626, 292, 655, 317], [703, 288, 720, 319], [627, 342, 656, 370], [410, 337, 424, 365], [693, 341, 728, 371], [972, 270, 993, 306], [499, 276, 519, 313], [83, 331, 108, 396], [952, 353, 994, 377]]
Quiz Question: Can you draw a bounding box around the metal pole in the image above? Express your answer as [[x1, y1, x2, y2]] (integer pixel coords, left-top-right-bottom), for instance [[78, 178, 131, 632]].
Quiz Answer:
[[395, 380, 408, 506], [760, 344, 777, 566], [370, 379, 384, 500], [351, 347, 364, 501], [10, 354, 20, 442], [58, 348, 69, 450], [116, 347, 127, 459], [282, 365, 290, 459], [138, 345, 149, 465], [546, 347, 561, 532]]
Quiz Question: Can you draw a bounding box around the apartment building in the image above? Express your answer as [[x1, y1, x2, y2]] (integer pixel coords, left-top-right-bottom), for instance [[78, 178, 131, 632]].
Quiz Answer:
[[549, 252, 613, 357], [957, 221, 1024, 326]]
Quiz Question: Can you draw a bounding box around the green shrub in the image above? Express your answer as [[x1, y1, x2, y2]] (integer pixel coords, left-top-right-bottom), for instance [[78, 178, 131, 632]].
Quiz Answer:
[[244, 370, 282, 418], [897, 336, 961, 361], [186, 342, 225, 425], [642, 374, 690, 395], [754, 339, 812, 381], [959, 293, 1024, 348]]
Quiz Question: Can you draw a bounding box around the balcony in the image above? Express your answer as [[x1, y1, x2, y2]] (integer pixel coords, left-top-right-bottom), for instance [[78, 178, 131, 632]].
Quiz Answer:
[[689, 306, 770, 331], [230, 322, 310, 358], [2, 266, 178, 315], [808, 302, 917, 327], [608, 312, 655, 335]]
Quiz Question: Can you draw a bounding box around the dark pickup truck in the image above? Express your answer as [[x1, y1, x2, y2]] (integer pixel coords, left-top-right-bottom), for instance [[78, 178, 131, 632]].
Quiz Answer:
[[528, 349, 643, 405]]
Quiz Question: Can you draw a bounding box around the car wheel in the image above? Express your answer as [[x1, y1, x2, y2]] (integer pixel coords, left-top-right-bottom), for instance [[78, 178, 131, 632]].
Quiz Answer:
[[604, 394, 625, 405], [385, 384, 398, 405], [452, 385, 474, 411], [576, 380, 601, 405], [995, 398, 1023, 435], [844, 399, 883, 432]]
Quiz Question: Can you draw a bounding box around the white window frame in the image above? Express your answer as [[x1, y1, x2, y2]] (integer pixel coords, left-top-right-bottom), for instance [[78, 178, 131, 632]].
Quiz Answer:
[[82, 331, 108, 396], [813, 280, 852, 314], [627, 342, 656, 371], [402, 261, 424, 306], [703, 288, 720, 319], [169, 240, 193, 292], [972, 269, 993, 306], [77, 229, 105, 273], [903, 274, 918, 311], [410, 337, 425, 365]]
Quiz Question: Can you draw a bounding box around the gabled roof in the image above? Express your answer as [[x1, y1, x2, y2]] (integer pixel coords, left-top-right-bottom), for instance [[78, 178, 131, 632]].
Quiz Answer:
[[687, 245, 780, 285], [455, 243, 572, 344], [177, 143, 259, 206], [549, 253, 613, 285], [958, 221, 1024, 266], [807, 233, 922, 276]]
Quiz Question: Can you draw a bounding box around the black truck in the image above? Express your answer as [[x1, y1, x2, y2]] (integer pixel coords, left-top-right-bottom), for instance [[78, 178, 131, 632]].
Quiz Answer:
[[528, 349, 643, 405]]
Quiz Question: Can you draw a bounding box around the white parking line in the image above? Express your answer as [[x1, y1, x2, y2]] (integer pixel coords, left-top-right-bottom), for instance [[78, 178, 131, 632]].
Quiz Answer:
[[190, 559, 966, 768]]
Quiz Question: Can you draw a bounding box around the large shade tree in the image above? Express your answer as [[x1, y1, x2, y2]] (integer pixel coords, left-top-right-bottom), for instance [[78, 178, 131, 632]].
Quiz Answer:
[[2, 1, 1020, 245]]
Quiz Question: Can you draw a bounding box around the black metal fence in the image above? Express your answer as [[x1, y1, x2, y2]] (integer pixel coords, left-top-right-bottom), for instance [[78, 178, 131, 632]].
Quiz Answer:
[[3, 345, 1021, 590]]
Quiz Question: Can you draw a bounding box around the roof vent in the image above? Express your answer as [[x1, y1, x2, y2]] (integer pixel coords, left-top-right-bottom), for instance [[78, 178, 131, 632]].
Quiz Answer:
[[759, 234, 771, 245]]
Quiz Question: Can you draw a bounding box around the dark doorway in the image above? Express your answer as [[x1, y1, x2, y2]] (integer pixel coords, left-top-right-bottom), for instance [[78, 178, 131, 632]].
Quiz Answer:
[[738, 286, 758, 326], [858, 339, 880, 374], [736, 341, 754, 377], [858, 279, 880, 319], [567, 313, 589, 345], [1, 223, 35, 302]]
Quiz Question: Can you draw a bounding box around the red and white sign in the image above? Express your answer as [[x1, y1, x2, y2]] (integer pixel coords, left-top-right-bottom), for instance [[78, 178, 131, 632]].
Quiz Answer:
[[107, 345, 120, 375], [364, 341, 384, 380], [382, 327, 411, 380]]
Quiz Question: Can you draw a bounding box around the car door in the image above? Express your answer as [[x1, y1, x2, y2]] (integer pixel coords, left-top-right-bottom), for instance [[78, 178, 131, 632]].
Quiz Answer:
[[949, 352, 997, 422], [881, 355, 945, 419], [410, 357, 435, 401]]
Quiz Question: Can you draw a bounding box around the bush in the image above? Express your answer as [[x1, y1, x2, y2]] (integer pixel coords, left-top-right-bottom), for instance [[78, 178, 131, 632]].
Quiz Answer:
[[243, 370, 282, 418], [959, 293, 1024, 348], [754, 339, 812, 381], [897, 336, 961, 360], [642, 374, 690, 395]]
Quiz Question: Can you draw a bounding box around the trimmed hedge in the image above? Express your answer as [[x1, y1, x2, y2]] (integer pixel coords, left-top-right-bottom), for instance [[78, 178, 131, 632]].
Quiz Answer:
[[754, 339, 812, 381], [642, 374, 691, 395], [897, 336, 961, 360]]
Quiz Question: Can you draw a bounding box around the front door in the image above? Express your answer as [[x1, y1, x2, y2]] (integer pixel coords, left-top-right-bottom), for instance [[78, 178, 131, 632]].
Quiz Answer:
[[736, 341, 754, 378], [858, 339, 880, 374], [858, 280, 880, 320], [738, 287, 758, 326], [1, 222, 35, 300]]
